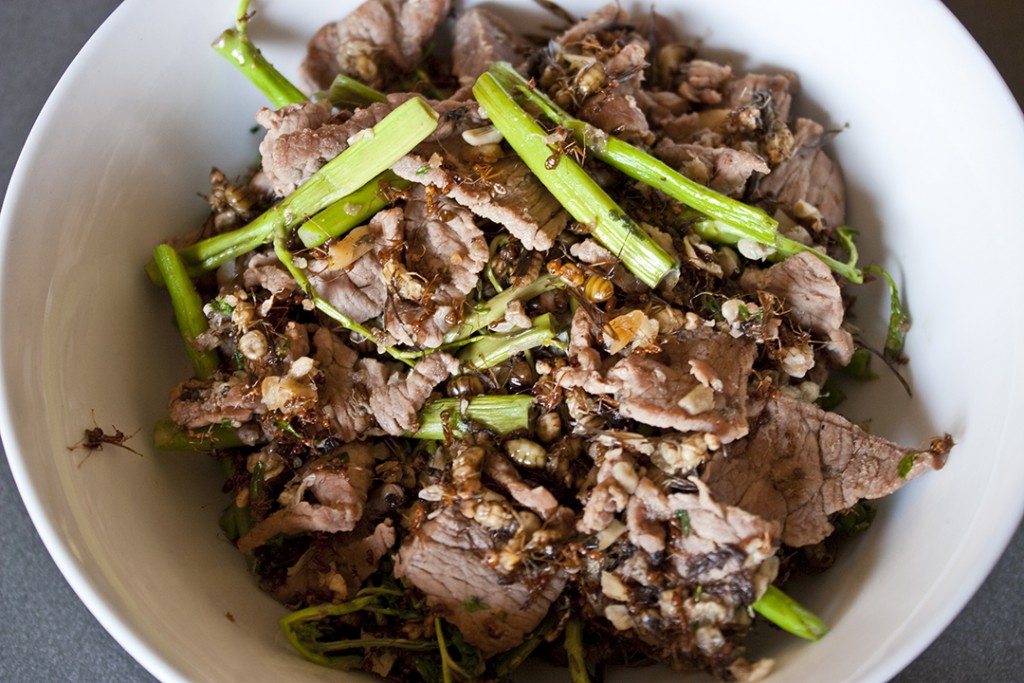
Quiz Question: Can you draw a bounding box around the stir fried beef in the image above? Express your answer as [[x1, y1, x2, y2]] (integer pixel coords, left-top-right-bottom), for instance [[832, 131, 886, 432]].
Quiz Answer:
[[395, 505, 567, 654], [702, 395, 950, 547], [300, 0, 452, 92], [578, 437, 780, 679], [451, 7, 532, 87], [740, 251, 854, 364], [257, 96, 405, 197], [754, 118, 845, 230], [238, 441, 381, 554], [155, 3, 953, 682], [390, 99, 569, 250], [268, 520, 396, 606]]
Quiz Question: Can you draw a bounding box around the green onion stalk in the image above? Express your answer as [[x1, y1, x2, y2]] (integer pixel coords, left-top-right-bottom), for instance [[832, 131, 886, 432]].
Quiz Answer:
[[472, 71, 679, 290], [151, 244, 219, 379], [147, 97, 439, 282], [442, 273, 562, 345], [752, 584, 829, 641], [481, 63, 913, 361], [326, 73, 388, 109], [564, 618, 590, 683], [211, 0, 308, 108], [409, 395, 534, 441], [152, 418, 248, 452], [457, 313, 561, 371]]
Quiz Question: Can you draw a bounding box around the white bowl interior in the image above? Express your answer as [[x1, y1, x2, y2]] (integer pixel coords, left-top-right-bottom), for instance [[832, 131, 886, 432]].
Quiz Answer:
[[2, 1, 1022, 682]]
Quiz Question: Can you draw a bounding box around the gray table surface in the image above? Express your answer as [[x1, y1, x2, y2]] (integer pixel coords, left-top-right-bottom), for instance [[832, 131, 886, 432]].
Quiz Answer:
[[1, 1, 1022, 681]]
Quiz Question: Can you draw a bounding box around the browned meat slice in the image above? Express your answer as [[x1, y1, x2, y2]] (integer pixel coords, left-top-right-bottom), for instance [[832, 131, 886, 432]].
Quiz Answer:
[[740, 251, 854, 364], [241, 252, 297, 296], [724, 72, 797, 126], [678, 59, 733, 105], [307, 246, 389, 325], [483, 451, 560, 520], [577, 464, 779, 681], [300, 0, 452, 92], [256, 95, 410, 197], [394, 506, 566, 655], [451, 7, 532, 86], [544, 3, 654, 146], [754, 117, 845, 229], [313, 326, 458, 438], [167, 375, 263, 430], [372, 185, 488, 347], [391, 100, 568, 251], [314, 326, 379, 441], [238, 442, 381, 553], [653, 138, 769, 198], [368, 351, 460, 435], [702, 394, 951, 547], [269, 520, 396, 607], [560, 329, 758, 443]]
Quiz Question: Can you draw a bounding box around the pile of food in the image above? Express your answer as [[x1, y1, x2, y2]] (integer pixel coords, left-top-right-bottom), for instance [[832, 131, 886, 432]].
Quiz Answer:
[[149, 1, 952, 680]]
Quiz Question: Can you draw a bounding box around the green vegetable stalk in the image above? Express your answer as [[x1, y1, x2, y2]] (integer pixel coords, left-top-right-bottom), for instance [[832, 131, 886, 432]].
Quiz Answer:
[[752, 584, 829, 641], [148, 97, 439, 281], [472, 71, 679, 289], [152, 244, 219, 378], [442, 273, 562, 345], [457, 313, 560, 370], [410, 395, 534, 440], [296, 171, 411, 248], [326, 73, 388, 109], [152, 418, 247, 452], [565, 618, 591, 683], [211, 0, 307, 107]]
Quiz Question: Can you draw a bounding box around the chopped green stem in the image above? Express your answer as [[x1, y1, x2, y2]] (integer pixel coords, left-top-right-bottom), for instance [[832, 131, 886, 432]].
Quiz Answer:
[[297, 172, 410, 248], [411, 395, 534, 440], [152, 418, 247, 451], [152, 244, 219, 378], [693, 218, 864, 284], [488, 64, 775, 235], [473, 71, 678, 289], [865, 265, 910, 362], [458, 313, 559, 370], [272, 232, 419, 366], [752, 585, 829, 641], [149, 98, 439, 281], [326, 73, 388, 108], [565, 618, 590, 683], [211, 0, 307, 108], [443, 273, 561, 344]]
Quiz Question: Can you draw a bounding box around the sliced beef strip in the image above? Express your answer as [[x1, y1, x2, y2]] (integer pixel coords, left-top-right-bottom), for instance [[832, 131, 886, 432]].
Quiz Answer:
[[547, 3, 654, 146], [269, 520, 396, 607], [241, 252, 298, 296], [314, 326, 379, 442], [740, 251, 854, 365], [313, 326, 458, 438], [653, 138, 769, 198], [300, 0, 452, 92], [256, 95, 411, 197], [753, 117, 845, 230], [579, 471, 779, 681], [238, 441, 382, 553], [167, 373, 263, 430], [724, 72, 797, 127], [390, 99, 568, 251], [559, 329, 758, 444], [483, 451, 560, 521], [372, 185, 488, 347], [368, 351, 460, 435], [307, 248, 389, 325], [451, 7, 532, 86], [701, 394, 950, 547], [394, 506, 566, 655]]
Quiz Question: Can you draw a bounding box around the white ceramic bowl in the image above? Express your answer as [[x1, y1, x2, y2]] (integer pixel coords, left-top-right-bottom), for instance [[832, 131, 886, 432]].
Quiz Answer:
[[2, 1, 1022, 682]]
